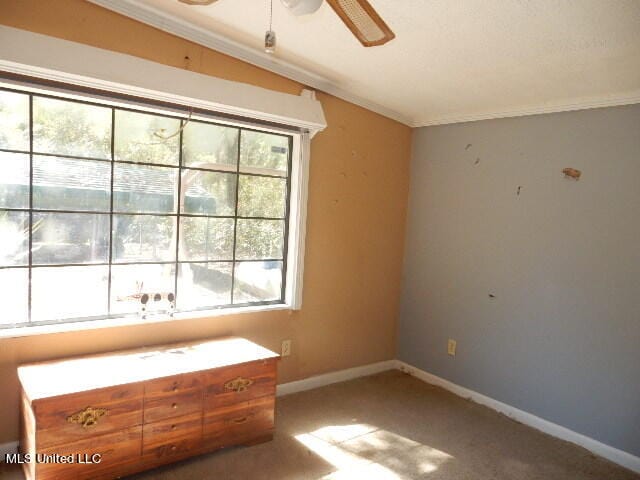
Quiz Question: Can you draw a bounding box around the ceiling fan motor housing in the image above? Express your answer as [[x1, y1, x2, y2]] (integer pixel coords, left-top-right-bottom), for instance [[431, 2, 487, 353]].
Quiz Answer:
[[281, 0, 323, 16]]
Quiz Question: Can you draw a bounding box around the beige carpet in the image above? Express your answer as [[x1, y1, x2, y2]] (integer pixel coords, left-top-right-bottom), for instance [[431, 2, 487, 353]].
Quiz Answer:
[[2, 370, 638, 479]]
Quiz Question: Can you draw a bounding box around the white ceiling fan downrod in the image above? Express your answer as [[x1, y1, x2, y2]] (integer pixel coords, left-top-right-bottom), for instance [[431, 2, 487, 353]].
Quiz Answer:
[[265, 0, 277, 53]]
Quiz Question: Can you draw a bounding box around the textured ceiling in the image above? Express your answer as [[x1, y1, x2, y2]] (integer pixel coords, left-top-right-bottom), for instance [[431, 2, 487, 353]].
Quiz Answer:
[[98, 0, 640, 126]]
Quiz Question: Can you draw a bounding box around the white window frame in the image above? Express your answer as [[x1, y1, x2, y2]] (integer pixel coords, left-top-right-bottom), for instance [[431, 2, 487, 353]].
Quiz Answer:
[[0, 26, 325, 336]]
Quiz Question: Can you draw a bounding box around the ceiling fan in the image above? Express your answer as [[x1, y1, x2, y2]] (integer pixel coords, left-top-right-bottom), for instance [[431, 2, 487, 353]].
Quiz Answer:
[[177, 0, 395, 48]]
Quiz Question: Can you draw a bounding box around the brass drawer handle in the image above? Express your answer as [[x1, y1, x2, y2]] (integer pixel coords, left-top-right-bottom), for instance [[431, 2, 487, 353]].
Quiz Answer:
[[67, 407, 107, 429], [224, 377, 254, 393], [231, 416, 249, 424]]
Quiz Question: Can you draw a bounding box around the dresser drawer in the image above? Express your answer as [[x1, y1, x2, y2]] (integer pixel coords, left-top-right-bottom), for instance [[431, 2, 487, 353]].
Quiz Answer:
[[143, 413, 202, 450], [143, 435, 201, 462], [36, 426, 141, 480], [204, 359, 276, 408], [33, 384, 143, 449], [143, 413, 202, 460], [203, 396, 275, 446], [144, 388, 202, 424], [145, 373, 202, 399]]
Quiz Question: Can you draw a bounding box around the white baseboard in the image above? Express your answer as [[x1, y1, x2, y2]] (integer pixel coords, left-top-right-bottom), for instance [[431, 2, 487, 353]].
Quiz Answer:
[[0, 441, 18, 463], [276, 360, 397, 397], [395, 360, 640, 474]]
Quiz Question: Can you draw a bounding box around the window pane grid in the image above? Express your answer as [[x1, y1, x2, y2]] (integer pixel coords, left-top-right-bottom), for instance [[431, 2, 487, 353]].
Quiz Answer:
[[1, 210, 286, 220], [107, 107, 116, 314], [31, 151, 113, 164], [229, 130, 242, 305], [0, 147, 30, 155], [184, 164, 286, 179], [0, 155, 291, 178], [0, 86, 292, 328], [27, 94, 34, 324], [2, 259, 287, 267], [173, 119, 184, 308]]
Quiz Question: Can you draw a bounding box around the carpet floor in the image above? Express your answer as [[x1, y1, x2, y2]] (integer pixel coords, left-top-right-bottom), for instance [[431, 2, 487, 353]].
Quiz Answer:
[[1, 370, 638, 479]]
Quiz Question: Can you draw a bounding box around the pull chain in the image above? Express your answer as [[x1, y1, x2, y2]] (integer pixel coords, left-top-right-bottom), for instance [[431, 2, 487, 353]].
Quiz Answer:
[[265, 0, 276, 53]]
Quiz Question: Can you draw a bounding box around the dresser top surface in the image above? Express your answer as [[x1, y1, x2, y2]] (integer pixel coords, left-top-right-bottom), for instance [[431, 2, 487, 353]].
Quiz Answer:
[[18, 337, 279, 401]]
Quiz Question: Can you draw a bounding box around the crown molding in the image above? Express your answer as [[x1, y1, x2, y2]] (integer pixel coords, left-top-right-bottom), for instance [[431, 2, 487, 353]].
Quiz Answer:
[[413, 91, 640, 127], [87, 0, 414, 126]]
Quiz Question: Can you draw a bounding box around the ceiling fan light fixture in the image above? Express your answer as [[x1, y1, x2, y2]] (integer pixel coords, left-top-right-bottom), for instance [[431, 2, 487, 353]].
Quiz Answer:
[[280, 0, 323, 16]]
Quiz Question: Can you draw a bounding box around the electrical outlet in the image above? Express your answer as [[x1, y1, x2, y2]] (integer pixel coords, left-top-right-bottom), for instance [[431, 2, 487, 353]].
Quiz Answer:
[[447, 339, 457, 356], [281, 339, 291, 357]]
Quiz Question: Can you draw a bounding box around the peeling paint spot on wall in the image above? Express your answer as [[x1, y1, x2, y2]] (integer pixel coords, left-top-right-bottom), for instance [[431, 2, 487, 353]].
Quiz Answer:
[[465, 143, 472, 150], [562, 168, 582, 180]]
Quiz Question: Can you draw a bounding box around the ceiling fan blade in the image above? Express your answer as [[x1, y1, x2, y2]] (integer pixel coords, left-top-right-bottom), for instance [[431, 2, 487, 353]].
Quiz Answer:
[[325, 0, 395, 47], [178, 0, 218, 5]]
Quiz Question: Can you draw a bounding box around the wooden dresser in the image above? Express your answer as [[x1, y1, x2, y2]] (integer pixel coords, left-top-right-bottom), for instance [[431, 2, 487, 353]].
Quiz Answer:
[[18, 337, 279, 480]]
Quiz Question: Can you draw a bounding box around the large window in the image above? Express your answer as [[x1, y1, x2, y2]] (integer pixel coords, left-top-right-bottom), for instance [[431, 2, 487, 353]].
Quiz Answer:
[[0, 86, 294, 328]]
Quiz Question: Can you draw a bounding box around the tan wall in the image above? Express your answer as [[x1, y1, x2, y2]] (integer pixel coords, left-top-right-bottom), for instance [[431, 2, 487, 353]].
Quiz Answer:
[[0, 0, 412, 442]]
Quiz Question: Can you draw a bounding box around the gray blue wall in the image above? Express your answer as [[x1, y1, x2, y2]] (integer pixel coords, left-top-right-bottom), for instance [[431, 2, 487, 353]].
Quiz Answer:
[[398, 104, 640, 456]]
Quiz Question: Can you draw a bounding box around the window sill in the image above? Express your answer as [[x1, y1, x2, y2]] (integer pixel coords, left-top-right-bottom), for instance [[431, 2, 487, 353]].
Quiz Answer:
[[0, 304, 291, 340]]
